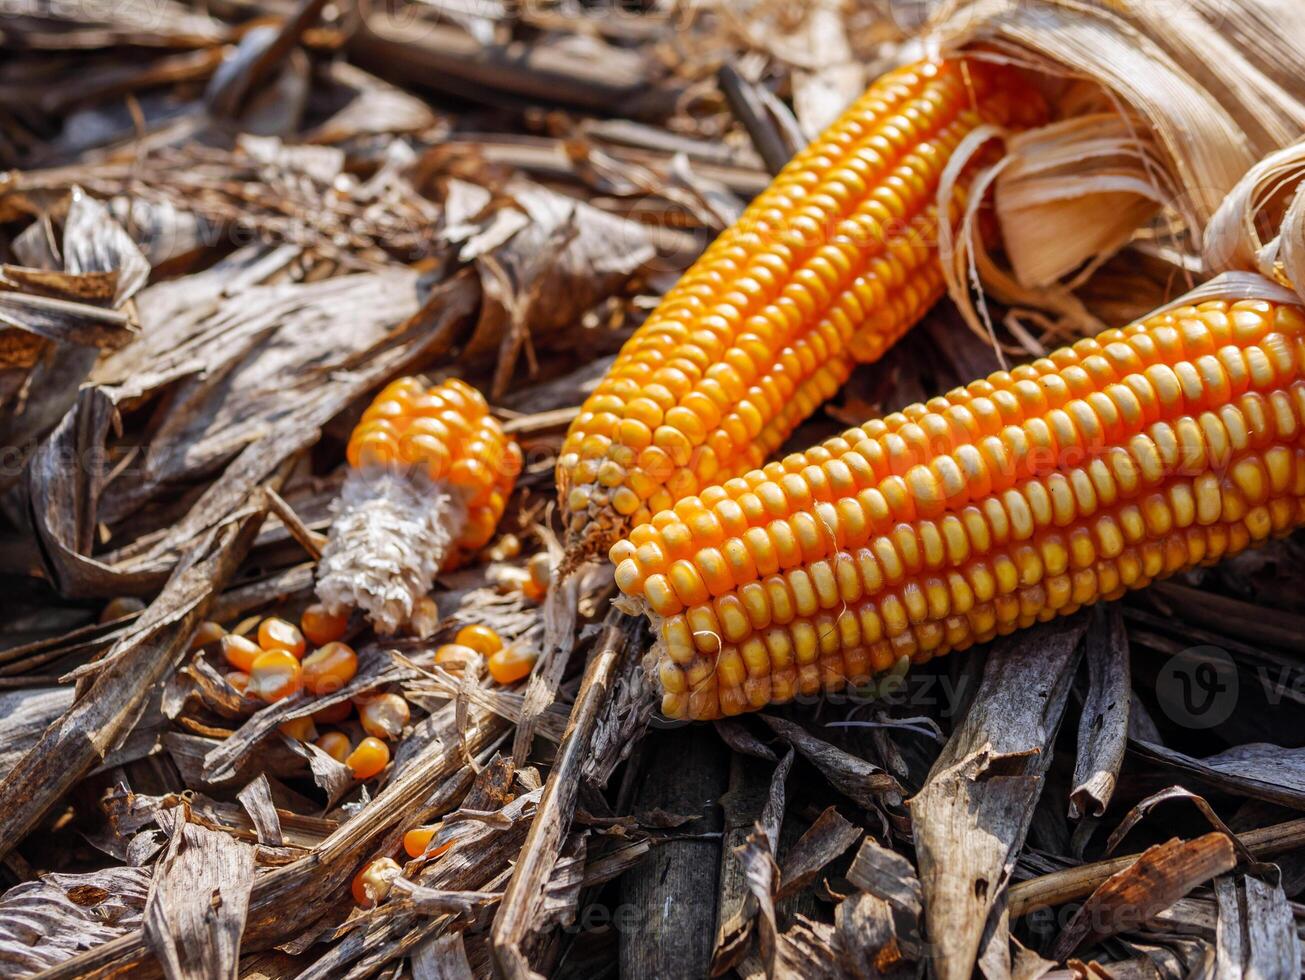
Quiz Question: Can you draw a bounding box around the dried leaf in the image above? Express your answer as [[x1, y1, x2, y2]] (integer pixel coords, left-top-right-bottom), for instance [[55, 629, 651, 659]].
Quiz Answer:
[[1052, 833, 1236, 959], [144, 806, 257, 980], [1070, 604, 1131, 819]]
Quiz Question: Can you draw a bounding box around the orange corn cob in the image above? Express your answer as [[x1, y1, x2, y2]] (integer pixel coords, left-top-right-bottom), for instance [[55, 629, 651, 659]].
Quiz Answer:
[[557, 58, 1045, 561], [611, 299, 1305, 719], [318, 377, 522, 634]]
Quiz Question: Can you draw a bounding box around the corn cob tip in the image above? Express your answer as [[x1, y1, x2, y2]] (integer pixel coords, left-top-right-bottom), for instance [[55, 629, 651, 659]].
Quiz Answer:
[[320, 377, 520, 634], [615, 298, 1305, 720]]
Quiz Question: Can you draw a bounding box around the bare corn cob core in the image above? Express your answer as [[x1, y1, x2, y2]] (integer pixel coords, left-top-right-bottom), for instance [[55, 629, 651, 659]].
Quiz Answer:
[[611, 299, 1305, 719], [317, 377, 521, 634], [557, 58, 1045, 562]]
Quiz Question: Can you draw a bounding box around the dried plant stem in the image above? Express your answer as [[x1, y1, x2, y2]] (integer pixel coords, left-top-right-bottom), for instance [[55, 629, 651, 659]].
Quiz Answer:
[[490, 609, 638, 978], [1009, 817, 1305, 917]]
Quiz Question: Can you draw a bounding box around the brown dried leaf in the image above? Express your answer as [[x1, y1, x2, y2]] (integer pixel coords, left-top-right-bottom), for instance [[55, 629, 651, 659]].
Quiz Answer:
[[144, 805, 257, 980], [911, 614, 1088, 980], [760, 715, 902, 810], [1070, 604, 1131, 819], [0, 868, 149, 975], [775, 807, 861, 902], [1052, 833, 1236, 959]]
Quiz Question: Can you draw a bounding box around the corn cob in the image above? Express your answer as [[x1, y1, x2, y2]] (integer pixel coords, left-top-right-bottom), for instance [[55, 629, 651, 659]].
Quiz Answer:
[[610, 299, 1305, 719], [317, 377, 521, 635], [557, 58, 1045, 561]]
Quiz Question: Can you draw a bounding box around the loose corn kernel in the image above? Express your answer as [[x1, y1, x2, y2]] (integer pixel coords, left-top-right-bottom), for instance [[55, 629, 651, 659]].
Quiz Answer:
[[488, 646, 538, 685], [434, 643, 480, 670], [454, 624, 503, 656], [315, 731, 352, 763], [347, 736, 390, 780], [190, 621, 227, 650], [221, 634, 262, 672], [352, 857, 401, 908], [356, 692, 410, 740], [278, 716, 317, 741], [614, 299, 1305, 719], [300, 604, 349, 646], [527, 553, 551, 591], [258, 617, 306, 659], [313, 700, 353, 724], [226, 671, 249, 696], [301, 642, 358, 696], [403, 825, 456, 860], [247, 649, 302, 702], [557, 58, 1045, 561], [99, 596, 145, 623]]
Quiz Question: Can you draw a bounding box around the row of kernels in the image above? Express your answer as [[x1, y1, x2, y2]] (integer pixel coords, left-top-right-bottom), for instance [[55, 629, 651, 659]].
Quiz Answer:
[[656, 493, 1305, 719], [656, 448, 1305, 655], [616, 373, 1305, 607]]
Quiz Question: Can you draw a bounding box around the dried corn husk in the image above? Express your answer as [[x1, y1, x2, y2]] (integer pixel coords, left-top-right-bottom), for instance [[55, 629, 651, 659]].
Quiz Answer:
[[925, 0, 1305, 334]]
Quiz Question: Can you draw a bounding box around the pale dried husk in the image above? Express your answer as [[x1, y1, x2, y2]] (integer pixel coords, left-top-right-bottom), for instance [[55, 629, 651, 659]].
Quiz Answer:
[[923, 0, 1305, 335]]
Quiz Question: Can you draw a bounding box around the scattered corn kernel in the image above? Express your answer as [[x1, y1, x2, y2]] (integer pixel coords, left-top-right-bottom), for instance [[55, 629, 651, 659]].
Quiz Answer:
[[526, 553, 551, 590], [247, 649, 302, 702], [454, 624, 502, 656], [315, 731, 352, 763], [221, 634, 262, 672], [403, 825, 455, 859], [99, 596, 145, 623], [258, 617, 306, 659], [300, 603, 349, 646], [312, 700, 353, 724], [190, 620, 226, 650], [487, 533, 522, 560], [434, 643, 480, 671], [278, 716, 317, 741], [301, 642, 358, 696], [487, 646, 538, 685], [347, 736, 390, 780], [351, 856, 401, 908], [356, 692, 410, 740]]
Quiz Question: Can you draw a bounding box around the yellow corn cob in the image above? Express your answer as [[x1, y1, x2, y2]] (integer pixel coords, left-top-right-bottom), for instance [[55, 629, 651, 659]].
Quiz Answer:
[[557, 58, 1045, 561], [346, 377, 520, 561], [318, 377, 521, 634], [610, 299, 1305, 719]]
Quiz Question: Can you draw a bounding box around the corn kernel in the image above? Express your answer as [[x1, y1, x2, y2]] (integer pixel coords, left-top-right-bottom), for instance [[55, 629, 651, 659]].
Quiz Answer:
[[301, 642, 358, 696], [352, 856, 401, 908], [300, 604, 349, 647], [488, 646, 538, 685], [315, 731, 352, 763], [247, 649, 302, 701], [346, 736, 390, 780], [356, 692, 410, 740], [454, 624, 503, 656], [258, 617, 306, 659]]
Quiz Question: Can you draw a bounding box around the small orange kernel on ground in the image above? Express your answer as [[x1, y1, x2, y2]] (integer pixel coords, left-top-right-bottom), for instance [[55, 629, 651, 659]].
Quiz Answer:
[[300, 603, 349, 646], [302, 642, 358, 695], [221, 634, 262, 672], [313, 700, 353, 724], [315, 731, 352, 762], [278, 716, 317, 741], [248, 649, 302, 701], [487, 646, 538, 685], [258, 617, 306, 659], [190, 621, 227, 650], [352, 857, 401, 908], [454, 624, 502, 656], [357, 692, 410, 740], [347, 736, 390, 779], [403, 825, 455, 859]]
